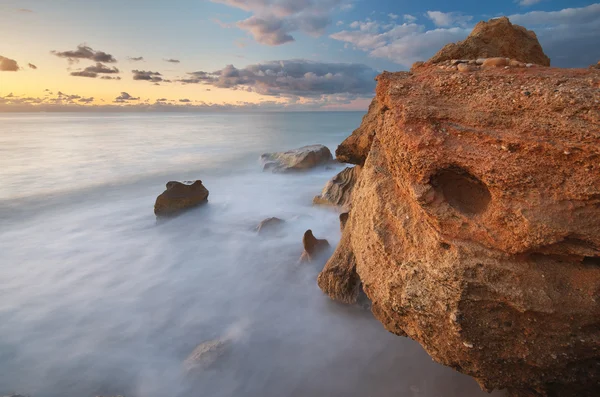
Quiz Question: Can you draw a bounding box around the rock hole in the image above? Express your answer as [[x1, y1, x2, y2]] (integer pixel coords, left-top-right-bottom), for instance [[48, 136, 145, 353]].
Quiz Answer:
[[431, 167, 491, 215]]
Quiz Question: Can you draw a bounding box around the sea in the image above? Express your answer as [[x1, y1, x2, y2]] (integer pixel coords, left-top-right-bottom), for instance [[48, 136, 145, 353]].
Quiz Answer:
[[0, 112, 505, 397]]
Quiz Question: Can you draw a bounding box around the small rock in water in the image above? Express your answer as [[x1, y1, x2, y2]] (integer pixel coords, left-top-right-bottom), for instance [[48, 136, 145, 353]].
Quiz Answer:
[[260, 145, 333, 173], [154, 180, 209, 217], [300, 230, 330, 263], [255, 217, 285, 234], [183, 338, 229, 373]]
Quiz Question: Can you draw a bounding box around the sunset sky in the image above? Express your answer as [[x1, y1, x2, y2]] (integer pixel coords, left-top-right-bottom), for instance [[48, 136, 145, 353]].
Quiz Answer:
[[1, 0, 599, 111]]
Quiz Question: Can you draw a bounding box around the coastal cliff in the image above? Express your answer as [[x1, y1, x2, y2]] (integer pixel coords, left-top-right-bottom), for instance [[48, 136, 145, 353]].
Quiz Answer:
[[320, 18, 600, 396]]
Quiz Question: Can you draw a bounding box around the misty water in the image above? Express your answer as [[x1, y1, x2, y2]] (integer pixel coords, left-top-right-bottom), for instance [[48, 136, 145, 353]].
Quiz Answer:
[[0, 113, 505, 397]]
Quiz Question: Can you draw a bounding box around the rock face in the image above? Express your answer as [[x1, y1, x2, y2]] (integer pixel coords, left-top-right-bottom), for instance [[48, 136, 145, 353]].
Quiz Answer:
[[154, 180, 209, 217], [260, 145, 333, 172], [429, 17, 550, 66], [300, 230, 330, 263], [313, 166, 362, 210], [335, 99, 384, 165], [319, 63, 600, 395]]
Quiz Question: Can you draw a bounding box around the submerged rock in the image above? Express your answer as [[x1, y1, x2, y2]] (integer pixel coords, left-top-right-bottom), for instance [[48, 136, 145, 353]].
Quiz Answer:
[[260, 145, 333, 173], [255, 217, 285, 234], [183, 338, 229, 373], [154, 180, 209, 217], [300, 230, 330, 263], [320, 56, 600, 395], [313, 166, 361, 210], [429, 17, 550, 66]]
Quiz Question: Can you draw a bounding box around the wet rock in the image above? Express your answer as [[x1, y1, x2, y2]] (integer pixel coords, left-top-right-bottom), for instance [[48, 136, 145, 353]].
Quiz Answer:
[[313, 166, 362, 210], [183, 338, 229, 373], [260, 145, 333, 173], [429, 17, 550, 66], [154, 180, 209, 217], [322, 60, 600, 394], [300, 230, 330, 263], [255, 217, 285, 234]]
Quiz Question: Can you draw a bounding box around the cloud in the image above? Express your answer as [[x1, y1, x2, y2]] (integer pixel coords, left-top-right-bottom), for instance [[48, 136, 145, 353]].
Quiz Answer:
[[70, 62, 119, 78], [388, 13, 399, 20], [17, 8, 33, 13], [128, 56, 144, 62], [211, 0, 346, 45], [517, 0, 543, 6], [331, 18, 471, 67], [507, 3, 600, 67], [426, 11, 473, 27], [28, 63, 37, 70], [178, 60, 378, 98], [78, 97, 94, 103], [164, 58, 180, 63], [114, 92, 140, 103], [101, 76, 122, 80], [0, 56, 20, 71], [132, 69, 165, 82], [52, 45, 117, 63], [179, 98, 191, 103], [404, 14, 417, 23]]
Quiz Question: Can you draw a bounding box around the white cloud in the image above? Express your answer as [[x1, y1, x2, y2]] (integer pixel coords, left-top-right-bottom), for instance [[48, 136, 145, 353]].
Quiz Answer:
[[211, 0, 351, 45], [426, 11, 473, 27], [388, 13, 399, 20], [517, 0, 543, 6], [404, 14, 417, 23]]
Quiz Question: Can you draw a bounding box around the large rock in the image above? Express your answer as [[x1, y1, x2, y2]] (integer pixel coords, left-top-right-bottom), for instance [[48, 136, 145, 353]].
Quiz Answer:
[[154, 180, 209, 217], [313, 166, 362, 210], [300, 230, 330, 263], [429, 17, 550, 66], [260, 145, 333, 172], [336, 99, 383, 165], [319, 63, 600, 396]]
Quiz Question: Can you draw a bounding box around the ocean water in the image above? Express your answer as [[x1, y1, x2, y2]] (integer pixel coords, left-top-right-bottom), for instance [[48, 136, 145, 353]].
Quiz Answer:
[[0, 112, 505, 397]]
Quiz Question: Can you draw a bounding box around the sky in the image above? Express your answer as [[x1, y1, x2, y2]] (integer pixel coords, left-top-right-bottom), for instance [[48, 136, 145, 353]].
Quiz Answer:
[[0, 0, 599, 111]]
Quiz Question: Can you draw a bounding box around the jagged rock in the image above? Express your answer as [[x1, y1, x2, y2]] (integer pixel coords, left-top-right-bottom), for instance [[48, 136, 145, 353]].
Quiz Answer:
[[300, 230, 330, 263], [255, 217, 285, 234], [317, 225, 360, 304], [335, 99, 383, 165], [260, 145, 333, 172], [313, 166, 362, 210], [183, 338, 229, 373], [320, 62, 600, 396], [154, 180, 209, 217], [429, 17, 550, 66]]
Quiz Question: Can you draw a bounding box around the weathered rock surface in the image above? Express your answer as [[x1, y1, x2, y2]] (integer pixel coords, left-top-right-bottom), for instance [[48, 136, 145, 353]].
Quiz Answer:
[[335, 99, 383, 165], [255, 217, 285, 234], [260, 145, 333, 172], [313, 166, 362, 210], [154, 180, 209, 217], [183, 338, 229, 373], [319, 63, 600, 395], [429, 17, 550, 66], [300, 230, 330, 263]]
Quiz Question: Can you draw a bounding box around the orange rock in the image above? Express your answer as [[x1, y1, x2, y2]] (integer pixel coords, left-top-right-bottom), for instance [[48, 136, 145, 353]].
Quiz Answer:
[[154, 180, 209, 217], [335, 99, 383, 165], [300, 230, 330, 262], [457, 63, 476, 72], [429, 17, 550, 66], [482, 57, 509, 68], [313, 166, 361, 210], [320, 64, 600, 395]]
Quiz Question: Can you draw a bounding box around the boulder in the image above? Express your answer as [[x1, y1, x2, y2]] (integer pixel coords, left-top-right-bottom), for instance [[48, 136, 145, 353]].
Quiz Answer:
[[260, 145, 333, 172], [319, 63, 600, 396], [482, 57, 509, 68], [154, 180, 209, 217], [313, 166, 362, 210], [300, 230, 330, 263], [255, 217, 285, 234], [429, 17, 550, 66]]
